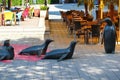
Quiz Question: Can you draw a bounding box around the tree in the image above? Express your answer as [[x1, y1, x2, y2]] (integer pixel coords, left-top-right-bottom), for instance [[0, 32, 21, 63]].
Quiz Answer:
[[77, 0, 94, 17], [78, 0, 119, 20], [103, 0, 118, 20]]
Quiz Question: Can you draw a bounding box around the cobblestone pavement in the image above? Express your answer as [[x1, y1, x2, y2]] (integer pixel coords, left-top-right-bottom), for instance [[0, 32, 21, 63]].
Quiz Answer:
[[0, 4, 120, 80]]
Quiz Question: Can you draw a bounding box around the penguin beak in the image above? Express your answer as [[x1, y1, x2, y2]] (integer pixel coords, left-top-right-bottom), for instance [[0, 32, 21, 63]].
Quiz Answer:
[[100, 18, 112, 26], [3, 39, 10, 46], [73, 40, 79, 43], [100, 18, 111, 23], [5, 39, 10, 42], [75, 40, 79, 43], [98, 19, 105, 24], [51, 40, 54, 42], [4, 39, 10, 44]]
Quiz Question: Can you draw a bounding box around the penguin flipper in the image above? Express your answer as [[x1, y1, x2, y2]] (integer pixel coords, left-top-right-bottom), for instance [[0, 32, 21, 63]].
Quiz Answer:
[[37, 50, 43, 57], [0, 56, 6, 60], [57, 53, 68, 62]]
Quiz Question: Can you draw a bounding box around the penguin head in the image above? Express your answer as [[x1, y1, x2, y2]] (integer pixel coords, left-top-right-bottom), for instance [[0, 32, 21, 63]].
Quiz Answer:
[[45, 39, 54, 44], [3, 39, 10, 47], [69, 40, 78, 52], [69, 41, 78, 47], [101, 18, 113, 26]]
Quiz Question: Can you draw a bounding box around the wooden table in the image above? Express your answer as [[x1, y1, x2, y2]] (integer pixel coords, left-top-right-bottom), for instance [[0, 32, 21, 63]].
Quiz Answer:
[[73, 19, 99, 44], [83, 21, 100, 44]]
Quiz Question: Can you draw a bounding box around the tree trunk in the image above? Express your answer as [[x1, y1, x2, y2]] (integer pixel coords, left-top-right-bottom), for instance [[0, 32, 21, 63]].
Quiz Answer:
[[8, 0, 11, 10], [44, 0, 47, 6], [109, 3, 114, 21], [84, 2, 88, 17], [97, 0, 101, 19]]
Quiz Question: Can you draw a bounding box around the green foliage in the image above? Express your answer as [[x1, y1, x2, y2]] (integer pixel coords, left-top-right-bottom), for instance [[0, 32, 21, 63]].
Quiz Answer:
[[29, 0, 33, 5], [12, 0, 22, 6], [47, 0, 51, 4], [50, 0, 59, 4], [40, 5, 48, 10], [34, 0, 51, 4], [36, 0, 44, 4], [78, 0, 94, 11], [0, 0, 60, 6]]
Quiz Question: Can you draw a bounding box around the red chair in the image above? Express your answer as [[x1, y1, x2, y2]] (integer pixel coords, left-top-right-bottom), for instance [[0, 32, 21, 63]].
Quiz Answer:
[[22, 8, 29, 19]]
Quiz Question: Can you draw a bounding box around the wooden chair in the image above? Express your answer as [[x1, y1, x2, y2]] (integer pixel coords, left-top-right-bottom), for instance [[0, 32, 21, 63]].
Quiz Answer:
[[73, 20, 86, 42], [60, 11, 66, 22], [88, 25, 100, 44], [66, 14, 74, 35]]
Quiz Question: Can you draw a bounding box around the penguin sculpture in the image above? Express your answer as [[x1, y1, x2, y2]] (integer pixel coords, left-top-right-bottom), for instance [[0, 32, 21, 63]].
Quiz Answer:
[[101, 18, 117, 53], [0, 40, 14, 60], [19, 39, 54, 56], [43, 41, 77, 61]]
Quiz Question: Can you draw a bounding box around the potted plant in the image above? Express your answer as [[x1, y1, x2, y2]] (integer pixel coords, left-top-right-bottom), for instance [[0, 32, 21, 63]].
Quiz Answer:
[[40, 5, 49, 19], [40, 5, 48, 10]]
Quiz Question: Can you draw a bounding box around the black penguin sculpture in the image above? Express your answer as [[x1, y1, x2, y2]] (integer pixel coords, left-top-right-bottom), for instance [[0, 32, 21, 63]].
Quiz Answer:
[[101, 18, 117, 53], [19, 39, 54, 56], [0, 40, 14, 60], [43, 41, 77, 61]]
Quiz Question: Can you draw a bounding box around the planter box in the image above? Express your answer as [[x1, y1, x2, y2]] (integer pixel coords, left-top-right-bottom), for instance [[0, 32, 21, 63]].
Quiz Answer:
[[34, 9, 40, 17], [40, 10, 47, 18], [40, 9, 49, 20]]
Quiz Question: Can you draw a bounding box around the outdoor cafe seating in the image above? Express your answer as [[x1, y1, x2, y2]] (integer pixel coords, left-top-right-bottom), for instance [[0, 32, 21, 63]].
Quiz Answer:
[[61, 10, 101, 44], [0, 6, 35, 26]]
